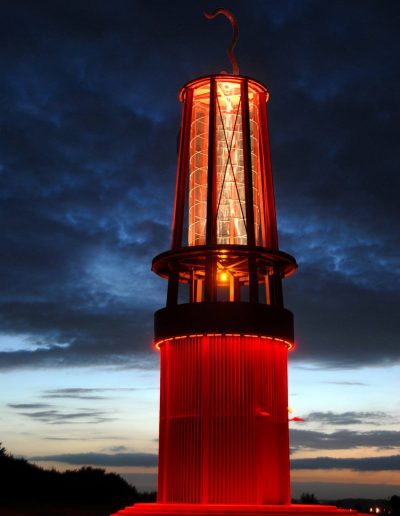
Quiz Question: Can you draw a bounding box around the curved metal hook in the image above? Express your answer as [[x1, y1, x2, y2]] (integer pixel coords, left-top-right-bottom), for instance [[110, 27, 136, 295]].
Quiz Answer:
[[204, 8, 239, 75]]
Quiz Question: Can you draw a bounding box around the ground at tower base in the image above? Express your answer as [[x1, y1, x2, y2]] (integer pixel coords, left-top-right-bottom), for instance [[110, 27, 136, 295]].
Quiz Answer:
[[111, 502, 360, 516]]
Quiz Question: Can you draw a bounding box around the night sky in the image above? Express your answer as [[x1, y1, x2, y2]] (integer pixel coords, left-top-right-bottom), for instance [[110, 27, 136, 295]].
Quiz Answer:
[[1, 0, 399, 499]]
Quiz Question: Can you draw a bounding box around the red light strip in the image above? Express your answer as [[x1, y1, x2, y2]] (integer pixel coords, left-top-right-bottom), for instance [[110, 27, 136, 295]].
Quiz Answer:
[[154, 333, 294, 351]]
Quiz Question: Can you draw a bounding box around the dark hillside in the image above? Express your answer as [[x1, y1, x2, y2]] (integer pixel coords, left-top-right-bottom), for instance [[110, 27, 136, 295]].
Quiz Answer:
[[0, 444, 155, 515]]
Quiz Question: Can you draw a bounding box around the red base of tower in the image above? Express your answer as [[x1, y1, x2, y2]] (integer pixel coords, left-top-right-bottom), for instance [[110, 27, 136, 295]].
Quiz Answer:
[[111, 503, 359, 516], [157, 334, 290, 504]]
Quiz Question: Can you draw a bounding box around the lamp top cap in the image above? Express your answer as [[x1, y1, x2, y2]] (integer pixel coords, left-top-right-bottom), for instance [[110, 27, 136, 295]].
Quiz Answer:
[[178, 74, 270, 103]]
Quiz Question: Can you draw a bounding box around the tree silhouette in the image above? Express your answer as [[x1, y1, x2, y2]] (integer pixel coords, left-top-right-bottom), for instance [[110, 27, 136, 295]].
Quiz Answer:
[[391, 495, 400, 516], [0, 443, 156, 513], [300, 492, 319, 504]]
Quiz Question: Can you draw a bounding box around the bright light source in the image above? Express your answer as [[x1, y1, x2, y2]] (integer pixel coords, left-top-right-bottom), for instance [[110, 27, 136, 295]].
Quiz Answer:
[[187, 78, 262, 246], [219, 271, 229, 283]]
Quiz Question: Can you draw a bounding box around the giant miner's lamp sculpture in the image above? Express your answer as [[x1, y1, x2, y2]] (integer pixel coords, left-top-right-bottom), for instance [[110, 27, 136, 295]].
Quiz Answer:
[[113, 9, 358, 516]]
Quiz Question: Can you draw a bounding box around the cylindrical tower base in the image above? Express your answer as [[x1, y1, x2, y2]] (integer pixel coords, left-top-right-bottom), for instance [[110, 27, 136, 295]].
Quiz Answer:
[[157, 335, 290, 505]]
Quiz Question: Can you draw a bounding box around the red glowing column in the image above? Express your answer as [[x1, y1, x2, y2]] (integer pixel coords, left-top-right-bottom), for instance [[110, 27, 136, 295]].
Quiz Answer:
[[111, 11, 362, 516], [157, 334, 291, 504], [152, 74, 297, 505]]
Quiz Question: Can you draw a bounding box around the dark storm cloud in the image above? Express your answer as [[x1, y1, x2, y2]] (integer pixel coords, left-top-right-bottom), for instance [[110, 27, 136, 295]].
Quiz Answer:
[[21, 410, 112, 424], [31, 450, 400, 471], [42, 389, 107, 400], [290, 429, 400, 450], [254, 2, 400, 367], [0, 0, 399, 369], [41, 387, 139, 399], [7, 403, 52, 409], [107, 445, 129, 453], [0, 303, 156, 370], [11, 406, 112, 425], [41, 387, 150, 402], [42, 387, 138, 398], [325, 382, 366, 386], [304, 411, 388, 426], [291, 455, 400, 471], [31, 451, 158, 467], [43, 435, 125, 441]]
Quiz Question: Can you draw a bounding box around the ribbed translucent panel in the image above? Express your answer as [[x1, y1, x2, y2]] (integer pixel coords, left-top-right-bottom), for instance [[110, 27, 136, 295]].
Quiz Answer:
[[189, 82, 210, 246], [157, 335, 290, 505], [188, 79, 262, 247], [215, 81, 246, 245]]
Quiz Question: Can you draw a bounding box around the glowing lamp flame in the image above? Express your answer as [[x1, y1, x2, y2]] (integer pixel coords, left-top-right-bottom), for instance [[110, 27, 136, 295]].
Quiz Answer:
[[219, 271, 229, 283]]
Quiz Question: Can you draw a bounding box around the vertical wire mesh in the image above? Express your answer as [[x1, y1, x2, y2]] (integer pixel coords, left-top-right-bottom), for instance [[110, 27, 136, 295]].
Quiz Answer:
[[158, 335, 290, 504], [189, 83, 210, 246], [187, 79, 262, 247]]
